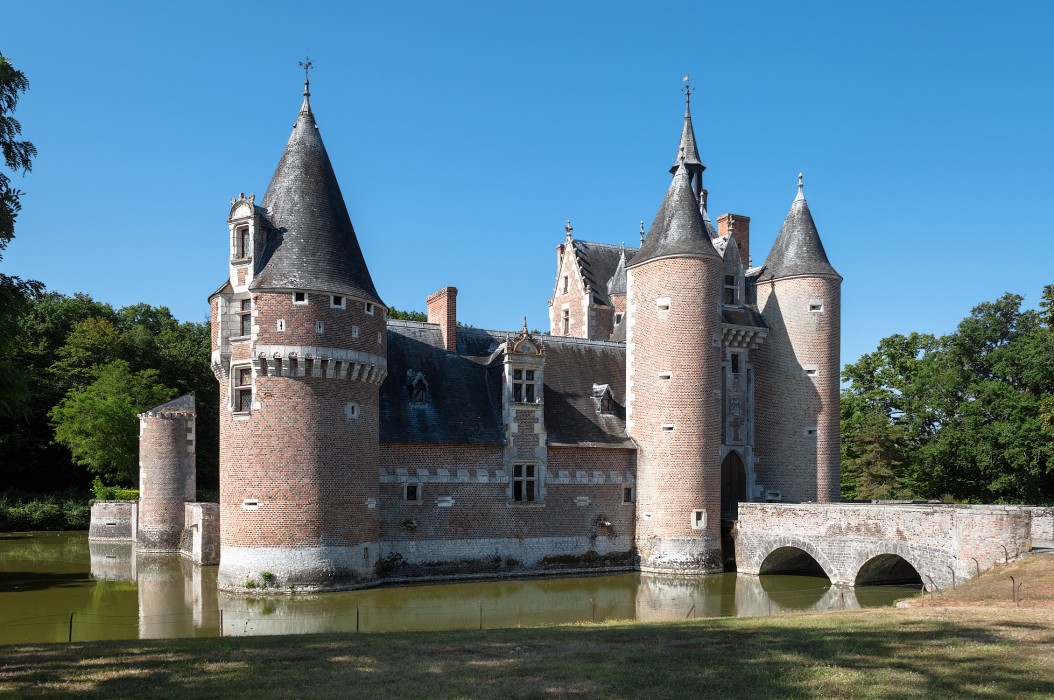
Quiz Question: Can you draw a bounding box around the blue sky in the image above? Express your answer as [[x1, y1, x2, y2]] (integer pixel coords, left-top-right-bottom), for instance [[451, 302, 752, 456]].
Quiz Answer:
[[3, 2, 1052, 370]]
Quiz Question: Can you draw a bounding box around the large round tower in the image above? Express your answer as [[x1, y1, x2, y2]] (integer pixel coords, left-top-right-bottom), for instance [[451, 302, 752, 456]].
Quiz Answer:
[[210, 74, 387, 592], [753, 175, 841, 502], [626, 95, 725, 573]]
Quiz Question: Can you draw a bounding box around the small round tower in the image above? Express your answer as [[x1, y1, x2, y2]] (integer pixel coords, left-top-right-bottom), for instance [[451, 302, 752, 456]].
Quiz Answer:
[[210, 73, 387, 592], [754, 175, 842, 502], [627, 95, 725, 573], [137, 394, 196, 552]]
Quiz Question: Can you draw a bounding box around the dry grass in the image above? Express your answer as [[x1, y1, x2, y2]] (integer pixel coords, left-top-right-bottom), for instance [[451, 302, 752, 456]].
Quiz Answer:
[[1, 605, 1053, 699], [902, 549, 1054, 609]]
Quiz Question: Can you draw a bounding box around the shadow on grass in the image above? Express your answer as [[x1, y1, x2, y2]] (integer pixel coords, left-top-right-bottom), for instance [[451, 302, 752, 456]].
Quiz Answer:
[[2, 611, 1054, 699]]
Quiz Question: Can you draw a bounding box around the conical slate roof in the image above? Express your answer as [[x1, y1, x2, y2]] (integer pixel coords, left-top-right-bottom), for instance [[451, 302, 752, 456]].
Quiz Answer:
[[251, 90, 382, 304], [629, 164, 720, 269], [757, 177, 839, 282], [670, 98, 705, 174], [606, 248, 628, 296]]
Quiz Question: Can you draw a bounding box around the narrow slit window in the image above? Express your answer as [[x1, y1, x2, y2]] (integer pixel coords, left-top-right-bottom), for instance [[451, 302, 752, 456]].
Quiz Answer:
[[622, 486, 634, 503], [237, 228, 250, 259], [315, 320, 325, 334], [656, 298, 671, 312], [404, 483, 421, 502], [809, 300, 824, 313], [276, 319, 285, 332], [661, 424, 675, 433]]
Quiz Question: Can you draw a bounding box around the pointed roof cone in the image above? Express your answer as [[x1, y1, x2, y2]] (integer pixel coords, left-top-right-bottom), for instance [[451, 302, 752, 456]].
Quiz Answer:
[[722, 230, 743, 273], [629, 163, 720, 269], [251, 84, 383, 305], [757, 174, 840, 282], [670, 95, 705, 174], [606, 248, 628, 296]]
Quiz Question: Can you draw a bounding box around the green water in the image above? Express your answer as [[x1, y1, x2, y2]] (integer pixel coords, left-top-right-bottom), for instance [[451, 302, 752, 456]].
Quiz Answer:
[[0, 532, 915, 644]]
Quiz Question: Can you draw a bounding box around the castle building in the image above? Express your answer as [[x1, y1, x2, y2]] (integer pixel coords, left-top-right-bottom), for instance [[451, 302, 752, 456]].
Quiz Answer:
[[208, 78, 841, 592]]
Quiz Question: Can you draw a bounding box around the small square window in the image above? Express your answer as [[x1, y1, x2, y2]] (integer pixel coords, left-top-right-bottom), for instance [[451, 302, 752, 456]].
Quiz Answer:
[[331, 295, 345, 309], [656, 297, 671, 312], [293, 292, 308, 305], [691, 509, 707, 530], [809, 300, 824, 313], [365, 302, 375, 315], [623, 486, 634, 503], [404, 483, 422, 502], [804, 426, 819, 437]]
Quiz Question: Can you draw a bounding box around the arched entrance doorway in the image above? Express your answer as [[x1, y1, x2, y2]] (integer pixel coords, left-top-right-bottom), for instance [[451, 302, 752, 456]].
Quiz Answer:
[[720, 452, 746, 520]]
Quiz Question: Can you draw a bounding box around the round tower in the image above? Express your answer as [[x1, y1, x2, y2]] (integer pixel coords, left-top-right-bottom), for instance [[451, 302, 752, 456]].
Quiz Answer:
[[754, 175, 841, 502], [137, 394, 196, 552], [627, 141, 725, 574], [210, 73, 387, 592]]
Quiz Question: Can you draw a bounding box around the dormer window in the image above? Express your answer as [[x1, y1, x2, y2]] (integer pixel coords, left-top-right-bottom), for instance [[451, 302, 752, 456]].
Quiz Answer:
[[723, 275, 737, 305], [600, 393, 613, 414], [237, 227, 251, 259], [406, 370, 428, 405], [512, 368, 537, 403]]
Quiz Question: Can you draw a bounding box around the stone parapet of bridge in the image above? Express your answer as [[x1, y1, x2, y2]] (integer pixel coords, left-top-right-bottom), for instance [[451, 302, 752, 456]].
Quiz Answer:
[[735, 502, 1032, 590]]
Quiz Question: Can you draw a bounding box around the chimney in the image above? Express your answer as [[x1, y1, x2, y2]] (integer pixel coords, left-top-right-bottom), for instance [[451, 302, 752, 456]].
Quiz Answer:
[[717, 214, 751, 267], [426, 286, 458, 353]]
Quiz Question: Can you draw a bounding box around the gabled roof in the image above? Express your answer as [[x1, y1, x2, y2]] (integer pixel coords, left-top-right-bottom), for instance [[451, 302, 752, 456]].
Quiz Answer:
[[606, 249, 628, 296], [251, 88, 382, 305], [569, 240, 637, 306], [629, 163, 720, 269], [757, 177, 840, 283]]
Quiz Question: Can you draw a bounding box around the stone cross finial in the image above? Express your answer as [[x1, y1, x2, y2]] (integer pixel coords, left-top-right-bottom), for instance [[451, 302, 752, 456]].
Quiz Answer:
[[639, 221, 645, 245], [796, 172, 805, 201]]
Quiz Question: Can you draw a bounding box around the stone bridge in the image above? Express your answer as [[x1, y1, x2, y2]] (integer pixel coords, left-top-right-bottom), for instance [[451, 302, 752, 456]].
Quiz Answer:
[[735, 503, 1033, 590]]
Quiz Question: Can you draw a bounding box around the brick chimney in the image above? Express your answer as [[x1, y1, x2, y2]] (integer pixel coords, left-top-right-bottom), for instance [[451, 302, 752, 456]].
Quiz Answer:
[[717, 214, 751, 267], [426, 286, 458, 353]]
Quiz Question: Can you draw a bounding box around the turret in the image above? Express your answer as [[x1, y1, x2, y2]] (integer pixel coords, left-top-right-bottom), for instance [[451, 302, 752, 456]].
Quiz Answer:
[[209, 68, 387, 592], [137, 394, 196, 552], [753, 174, 841, 503], [626, 122, 725, 574]]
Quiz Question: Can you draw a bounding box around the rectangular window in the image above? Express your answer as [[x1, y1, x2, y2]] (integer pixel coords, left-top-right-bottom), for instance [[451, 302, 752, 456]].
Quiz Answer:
[[237, 228, 250, 259], [315, 320, 325, 334], [723, 275, 736, 305], [513, 464, 537, 502], [691, 509, 707, 530], [561, 308, 569, 335], [512, 368, 536, 403], [365, 302, 375, 315], [658, 371, 672, 381], [809, 300, 824, 313], [330, 295, 345, 309], [623, 486, 634, 503], [731, 354, 740, 374], [562, 275, 569, 294], [238, 299, 252, 337], [614, 312, 623, 325], [293, 292, 308, 305], [234, 367, 252, 412], [656, 298, 671, 312], [352, 325, 360, 338], [403, 483, 422, 502]]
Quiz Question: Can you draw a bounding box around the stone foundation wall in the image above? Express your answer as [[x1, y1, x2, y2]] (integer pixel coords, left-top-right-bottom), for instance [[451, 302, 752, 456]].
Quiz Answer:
[[1022, 506, 1054, 540], [181, 502, 220, 565], [88, 501, 138, 542]]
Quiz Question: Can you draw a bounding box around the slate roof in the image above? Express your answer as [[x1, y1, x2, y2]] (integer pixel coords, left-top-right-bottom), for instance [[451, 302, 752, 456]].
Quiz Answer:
[[757, 184, 840, 283], [542, 338, 632, 447], [606, 249, 628, 296], [571, 240, 637, 306], [379, 323, 632, 448], [671, 97, 705, 174], [144, 393, 195, 415], [629, 164, 720, 269], [251, 91, 383, 305], [380, 322, 504, 445]]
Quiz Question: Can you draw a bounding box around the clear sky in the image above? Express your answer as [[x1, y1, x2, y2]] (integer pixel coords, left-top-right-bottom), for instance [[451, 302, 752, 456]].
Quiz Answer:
[[3, 1, 1052, 370]]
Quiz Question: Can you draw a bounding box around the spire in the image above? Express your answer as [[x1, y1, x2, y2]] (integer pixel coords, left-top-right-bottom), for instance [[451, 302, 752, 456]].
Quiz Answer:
[[606, 247, 628, 296], [670, 83, 705, 175], [629, 162, 719, 269], [252, 73, 383, 304], [757, 173, 839, 282], [299, 55, 313, 115]]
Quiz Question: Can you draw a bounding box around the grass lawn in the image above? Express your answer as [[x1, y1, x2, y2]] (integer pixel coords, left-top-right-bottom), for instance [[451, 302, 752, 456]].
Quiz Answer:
[[2, 553, 1053, 699]]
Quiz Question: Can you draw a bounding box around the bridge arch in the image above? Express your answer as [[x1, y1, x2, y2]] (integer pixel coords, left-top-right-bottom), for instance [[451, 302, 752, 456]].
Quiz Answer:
[[849, 544, 925, 587], [755, 537, 836, 582]]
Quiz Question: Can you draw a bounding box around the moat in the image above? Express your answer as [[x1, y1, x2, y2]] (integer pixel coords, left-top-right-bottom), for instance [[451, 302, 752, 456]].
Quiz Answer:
[[0, 532, 915, 645]]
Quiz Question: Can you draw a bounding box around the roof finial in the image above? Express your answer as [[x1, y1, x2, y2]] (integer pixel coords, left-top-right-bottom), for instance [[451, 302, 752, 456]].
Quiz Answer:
[[796, 171, 804, 201], [522, 315, 529, 334], [299, 55, 314, 112], [639, 220, 645, 245], [682, 74, 692, 104], [564, 219, 573, 239]]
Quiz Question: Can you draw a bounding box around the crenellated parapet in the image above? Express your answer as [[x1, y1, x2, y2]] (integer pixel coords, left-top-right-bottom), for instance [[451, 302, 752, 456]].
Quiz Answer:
[[251, 345, 387, 383]]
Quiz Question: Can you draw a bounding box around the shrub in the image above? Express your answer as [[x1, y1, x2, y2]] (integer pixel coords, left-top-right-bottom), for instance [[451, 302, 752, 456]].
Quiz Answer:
[[91, 477, 139, 501], [0, 492, 91, 531]]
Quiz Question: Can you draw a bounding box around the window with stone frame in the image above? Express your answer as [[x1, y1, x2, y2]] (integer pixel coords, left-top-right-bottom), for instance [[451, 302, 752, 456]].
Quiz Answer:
[[723, 274, 737, 305], [238, 299, 252, 337], [512, 368, 537, 403], [234, 366, 252, 413], [236, 227, 251, 259], [561, 308, 570, 335], [512, 463, 537, 502]]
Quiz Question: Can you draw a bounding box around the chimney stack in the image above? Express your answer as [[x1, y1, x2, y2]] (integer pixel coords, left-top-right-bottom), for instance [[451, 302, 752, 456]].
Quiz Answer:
[[426, 286, 458, 353], [717, 214, 751, 267]]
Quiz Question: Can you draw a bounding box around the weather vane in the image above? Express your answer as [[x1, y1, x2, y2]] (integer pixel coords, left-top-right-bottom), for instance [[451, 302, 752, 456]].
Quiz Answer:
[[682, 73, 692, 100]]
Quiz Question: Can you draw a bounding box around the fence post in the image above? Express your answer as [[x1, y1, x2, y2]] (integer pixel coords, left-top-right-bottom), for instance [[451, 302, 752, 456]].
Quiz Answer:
[[591, 598, 596, 624], [356, 606, 360, 633], [219, 609, 224, 637], [479, 602, 483, 631], [68, 611, 74, 644]]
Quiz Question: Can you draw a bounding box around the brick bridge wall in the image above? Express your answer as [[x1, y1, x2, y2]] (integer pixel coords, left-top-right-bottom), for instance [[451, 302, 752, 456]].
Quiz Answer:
[[735, 503, 1032, 590]]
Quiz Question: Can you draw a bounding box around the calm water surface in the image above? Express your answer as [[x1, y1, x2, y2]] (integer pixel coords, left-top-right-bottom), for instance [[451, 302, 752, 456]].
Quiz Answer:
[[0, 532, 914, 644]]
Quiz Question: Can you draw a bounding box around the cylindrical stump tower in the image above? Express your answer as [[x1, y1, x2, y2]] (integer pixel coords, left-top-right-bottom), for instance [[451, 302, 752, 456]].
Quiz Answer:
[[137, 394, 196, 552]]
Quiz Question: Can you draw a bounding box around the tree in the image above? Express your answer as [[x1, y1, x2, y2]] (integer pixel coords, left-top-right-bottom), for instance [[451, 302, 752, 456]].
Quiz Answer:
[[49, 360, 176, 486], [0, 52, 35, 255], [387, 306, 427, 321]]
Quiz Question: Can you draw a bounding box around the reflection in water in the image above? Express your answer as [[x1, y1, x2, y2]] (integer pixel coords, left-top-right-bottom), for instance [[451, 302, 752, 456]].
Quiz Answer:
[[0, 532, 914, 644]]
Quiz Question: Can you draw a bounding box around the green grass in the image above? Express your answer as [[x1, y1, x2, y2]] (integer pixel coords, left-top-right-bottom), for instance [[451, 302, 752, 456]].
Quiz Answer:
[[2, 607, 1053, 698]]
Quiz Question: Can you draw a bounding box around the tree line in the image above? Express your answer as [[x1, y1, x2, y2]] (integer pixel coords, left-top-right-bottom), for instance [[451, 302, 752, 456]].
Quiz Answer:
[[841, 286, 1054, 505]]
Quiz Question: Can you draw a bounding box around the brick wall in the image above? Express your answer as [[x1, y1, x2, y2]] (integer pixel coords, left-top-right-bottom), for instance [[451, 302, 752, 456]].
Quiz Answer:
[[627, 257, 723, 572], [88, 501, 137, 542], [754, 275, 841, 502], [137, 410, 195, 551]]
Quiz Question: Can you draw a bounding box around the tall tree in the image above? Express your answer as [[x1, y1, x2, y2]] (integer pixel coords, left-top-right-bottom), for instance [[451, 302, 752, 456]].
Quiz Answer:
[[0, 51, 35, 255]]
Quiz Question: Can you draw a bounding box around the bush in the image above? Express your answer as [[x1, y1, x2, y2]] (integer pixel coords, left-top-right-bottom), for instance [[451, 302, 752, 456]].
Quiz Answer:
[[0, 492, 91, 531], [91, 477, 139, 501]]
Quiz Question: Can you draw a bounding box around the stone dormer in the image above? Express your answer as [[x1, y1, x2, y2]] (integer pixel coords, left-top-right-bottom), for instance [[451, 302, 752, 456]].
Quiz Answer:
[[502, 323, 547, 504]]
